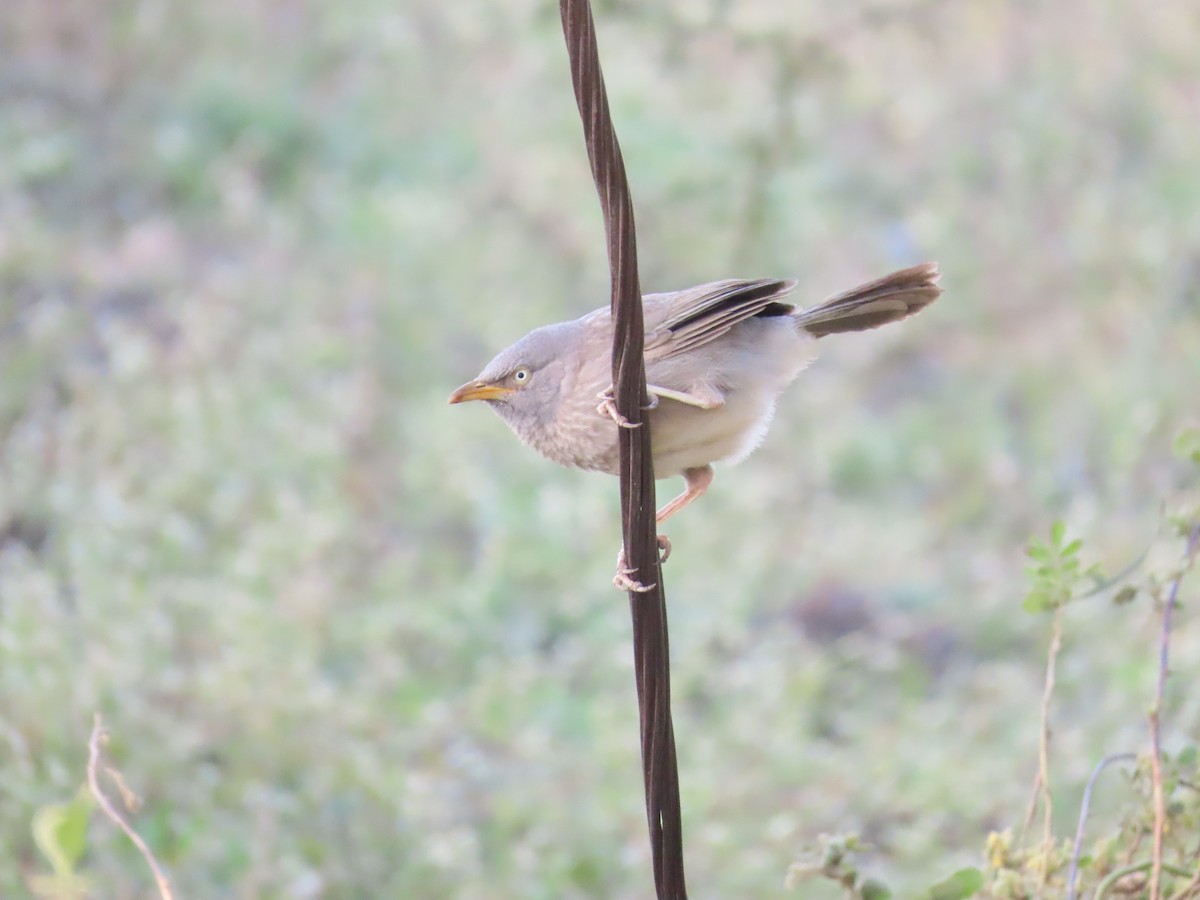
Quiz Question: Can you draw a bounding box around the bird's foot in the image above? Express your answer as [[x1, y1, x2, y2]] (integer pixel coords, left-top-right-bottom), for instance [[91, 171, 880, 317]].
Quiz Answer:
[[613, 536, 672, 591], [613, 566, 656, 593], [655, 533, 672, 563], [596, 389, 640, 428], [596, 389, 658, 427]]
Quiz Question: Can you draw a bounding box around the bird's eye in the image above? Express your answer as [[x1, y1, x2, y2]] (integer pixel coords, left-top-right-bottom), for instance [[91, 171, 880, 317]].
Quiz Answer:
[[513, 368, 530, 383]]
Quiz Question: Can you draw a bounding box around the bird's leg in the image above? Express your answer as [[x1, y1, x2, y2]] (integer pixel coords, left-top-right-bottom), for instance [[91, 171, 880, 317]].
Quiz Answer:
[[599, 382, 723, 427], [610, 465, 712, 589], [609, 454, 714, 592], [656, 465, 714, 525], [645, 383, 726, 410]]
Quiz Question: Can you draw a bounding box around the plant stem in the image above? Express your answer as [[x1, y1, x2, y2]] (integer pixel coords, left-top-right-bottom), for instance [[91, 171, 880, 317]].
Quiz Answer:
[[1149, 523, 1200, 900], [87, 714, 174, 900], [1023, 606, 1064, 879], [1096, 861, 1195, 900], [1066, 752, 1136, 900]]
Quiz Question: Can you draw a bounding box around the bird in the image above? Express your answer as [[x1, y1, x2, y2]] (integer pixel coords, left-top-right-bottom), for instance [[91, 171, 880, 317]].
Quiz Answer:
[[450, 262, 941, 583]]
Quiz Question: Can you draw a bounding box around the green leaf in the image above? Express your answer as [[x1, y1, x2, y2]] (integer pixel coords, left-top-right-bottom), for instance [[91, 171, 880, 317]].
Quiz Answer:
[[1062, 539, 1082, 557], [1170, 515, 1200, 537], [1023, 590, 1053, 613], [31, 790, 93, 877], [1050, 521, 1066, 547], [1178, 745, 1198, 769], [1173, 427, 1200, 463], [924, 867, 984, 900], [861, 879, 893, 900]]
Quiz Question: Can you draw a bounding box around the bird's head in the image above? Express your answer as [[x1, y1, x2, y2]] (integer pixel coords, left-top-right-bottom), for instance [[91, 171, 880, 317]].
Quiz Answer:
[[449, 321, 577, 435]]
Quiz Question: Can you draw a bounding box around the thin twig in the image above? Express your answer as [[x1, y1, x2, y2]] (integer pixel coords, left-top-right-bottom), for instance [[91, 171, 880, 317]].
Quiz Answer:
[[1023, 769, 1043, 836], [86, 713, 174, 900], [1096, 861, 1195, 900], [1024, 605, 1064, 884], [1042, 610, 1063, 867], [1065, 752, 1136, 900], [1076, 543, 1153, 600], [1149, 523, 1200, 900], [1167, 865, 1200, 900]]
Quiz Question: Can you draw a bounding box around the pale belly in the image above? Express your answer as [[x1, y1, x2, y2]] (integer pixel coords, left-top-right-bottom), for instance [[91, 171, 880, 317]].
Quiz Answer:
[[643, 316, 815, 477], [647, 390, 778, 476]]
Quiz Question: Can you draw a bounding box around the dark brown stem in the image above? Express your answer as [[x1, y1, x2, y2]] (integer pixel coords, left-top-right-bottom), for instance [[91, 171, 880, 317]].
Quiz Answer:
[[557, 2, 686, 896]]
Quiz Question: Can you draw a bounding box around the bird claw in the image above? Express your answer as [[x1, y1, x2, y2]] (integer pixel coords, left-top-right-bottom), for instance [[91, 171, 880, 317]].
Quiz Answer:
[[596, 389, 658, 427], [598, 398, 640, 429], [656, 533, 672, 563], [613, 536, 672, 591], [596, 390, 640, 429], [613, 567, 656, 593]]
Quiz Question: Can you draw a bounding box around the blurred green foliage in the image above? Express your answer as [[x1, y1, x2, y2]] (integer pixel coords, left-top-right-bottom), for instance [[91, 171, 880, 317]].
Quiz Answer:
[[788, 513, 1200, 899], [1023, 521, 1097, 614], [30, 787, 93, 897], [2, 0, 1199, 896]]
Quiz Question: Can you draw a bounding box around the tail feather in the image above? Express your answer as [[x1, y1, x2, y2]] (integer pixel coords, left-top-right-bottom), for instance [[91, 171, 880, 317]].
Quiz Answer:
[[795, 262, 942, 338]]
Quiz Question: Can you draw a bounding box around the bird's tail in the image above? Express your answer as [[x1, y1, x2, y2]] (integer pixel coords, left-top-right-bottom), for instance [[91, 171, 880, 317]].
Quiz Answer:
[[794, 262, 942, 338]]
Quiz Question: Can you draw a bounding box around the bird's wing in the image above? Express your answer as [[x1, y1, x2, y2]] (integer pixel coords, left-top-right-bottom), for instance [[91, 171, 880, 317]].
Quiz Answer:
[[643, 278, 797, 363]]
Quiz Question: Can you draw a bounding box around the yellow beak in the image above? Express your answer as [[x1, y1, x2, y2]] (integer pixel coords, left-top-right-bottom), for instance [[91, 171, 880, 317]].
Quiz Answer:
[[448, 380, 515, 404]]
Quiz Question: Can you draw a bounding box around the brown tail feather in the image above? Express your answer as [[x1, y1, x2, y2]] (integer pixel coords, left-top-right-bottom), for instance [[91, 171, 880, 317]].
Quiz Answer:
[[795, 262, 942, 338]]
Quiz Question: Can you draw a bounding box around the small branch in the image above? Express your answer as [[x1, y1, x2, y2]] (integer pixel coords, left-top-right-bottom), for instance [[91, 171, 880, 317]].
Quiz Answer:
[[1096, 861, 1195, 900], [1076, 543, 1151, 600], [1041, 609, 1063, 868], [1065, 752, 1136, 900], [1024, 605, 1064, 882], [87, 713, 174, 900], [1167, 866, 1200, 900], [1022, 769, 1042, 836], [1149, 523, 1200, 900]]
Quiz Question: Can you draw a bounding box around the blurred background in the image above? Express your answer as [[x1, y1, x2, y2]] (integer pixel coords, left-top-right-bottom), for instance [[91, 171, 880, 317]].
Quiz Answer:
[[2, 0, 1198, 896]]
